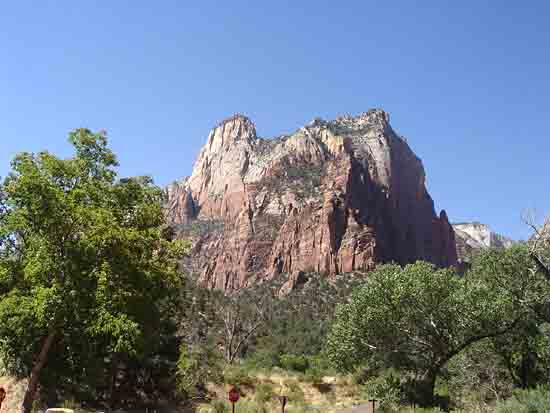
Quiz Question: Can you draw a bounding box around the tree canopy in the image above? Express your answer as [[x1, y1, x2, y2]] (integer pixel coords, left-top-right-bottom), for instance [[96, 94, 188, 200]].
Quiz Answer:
[[0, 129, 187, 412], [325, 250, 544, 405]]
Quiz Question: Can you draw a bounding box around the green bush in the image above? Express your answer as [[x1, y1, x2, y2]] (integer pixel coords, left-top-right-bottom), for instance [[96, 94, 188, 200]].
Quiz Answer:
[[496, 385, 550, 413], [304, 367, 324, 385], [255, 382, 275, 404], [285, 380, 306, 405], [304, 354, 333, 385], [233, 399, 270, 413], [281, 354, 310, 373], [176, 341, 223, 398], [244, 348, 280, 371], [211, 399, 229, 413], [223, 365, 254, 389], [361, 372, 403, 408]]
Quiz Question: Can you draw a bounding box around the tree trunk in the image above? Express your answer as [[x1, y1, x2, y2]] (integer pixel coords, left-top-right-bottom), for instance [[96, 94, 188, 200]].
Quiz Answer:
[[108, 355, 119, 413], [20, 329, 57, 413], [415, 369, 438, 407]]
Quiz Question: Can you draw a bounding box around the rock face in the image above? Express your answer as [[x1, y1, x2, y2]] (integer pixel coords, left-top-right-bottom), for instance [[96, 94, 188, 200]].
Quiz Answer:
[[453, 222, 515, 265], [167, 110, 457, 291]]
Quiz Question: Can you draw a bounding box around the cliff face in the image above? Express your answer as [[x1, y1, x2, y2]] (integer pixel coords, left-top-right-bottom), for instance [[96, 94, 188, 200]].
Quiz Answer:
[[167, 110, 457, 291], [453, 222, 515, 265]]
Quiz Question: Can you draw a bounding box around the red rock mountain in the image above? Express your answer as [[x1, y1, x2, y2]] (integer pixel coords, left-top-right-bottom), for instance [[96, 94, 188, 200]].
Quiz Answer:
[[166, 110, 457, 291]]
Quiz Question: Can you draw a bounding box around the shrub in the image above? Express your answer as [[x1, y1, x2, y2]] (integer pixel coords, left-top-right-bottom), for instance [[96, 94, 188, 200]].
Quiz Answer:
[[285, 379, 306, 405], [496, 385, 550, 413], [304, 367, 324, 385], [361, 372, 403, 408], [211, 399, 229, 413], [223, 365, 254, 389], [244, 348, 280, 371], [176, 341, 223, 398], [255, 382, 275, 404], [281, 354, 310, 373], [305, 354, 333, 384]]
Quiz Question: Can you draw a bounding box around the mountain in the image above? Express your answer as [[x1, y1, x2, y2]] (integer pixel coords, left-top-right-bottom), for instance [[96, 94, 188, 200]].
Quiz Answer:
[[453, 222, 515, 264], [166, 110, 457, 291]]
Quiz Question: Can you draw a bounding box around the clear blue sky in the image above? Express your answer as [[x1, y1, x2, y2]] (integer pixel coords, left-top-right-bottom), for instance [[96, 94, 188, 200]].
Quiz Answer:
[[1, 1, 548, 240]]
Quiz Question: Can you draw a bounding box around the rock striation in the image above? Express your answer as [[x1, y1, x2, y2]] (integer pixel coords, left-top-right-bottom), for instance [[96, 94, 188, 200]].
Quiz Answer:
[[167, 110, 458, 291]]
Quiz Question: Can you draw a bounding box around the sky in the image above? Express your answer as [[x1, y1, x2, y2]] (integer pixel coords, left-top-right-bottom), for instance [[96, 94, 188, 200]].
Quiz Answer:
[[0, 1, 548, 240]]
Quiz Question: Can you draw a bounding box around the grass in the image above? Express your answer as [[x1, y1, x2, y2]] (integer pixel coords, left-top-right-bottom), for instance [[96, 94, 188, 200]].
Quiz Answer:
[[201, 368, 366, 413]]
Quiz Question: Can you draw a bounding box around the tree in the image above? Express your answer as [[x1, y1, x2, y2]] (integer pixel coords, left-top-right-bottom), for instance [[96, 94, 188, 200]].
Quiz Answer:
[[326, 261, 523, 406], [214, 287, 271, 364], [176, 339, 223, 400], [470, 246, 550, 390], [523, 212, 550, 281], [0, 130, 186, 412]]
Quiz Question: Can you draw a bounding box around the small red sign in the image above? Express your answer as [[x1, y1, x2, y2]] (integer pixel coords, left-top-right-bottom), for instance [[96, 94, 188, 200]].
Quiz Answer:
[[228, 387, 240, 403]]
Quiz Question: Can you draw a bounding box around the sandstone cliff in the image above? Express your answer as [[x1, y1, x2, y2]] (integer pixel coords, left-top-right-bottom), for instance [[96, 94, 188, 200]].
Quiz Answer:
[[166, 110, 457, 291], [453, 222, 515, 265]]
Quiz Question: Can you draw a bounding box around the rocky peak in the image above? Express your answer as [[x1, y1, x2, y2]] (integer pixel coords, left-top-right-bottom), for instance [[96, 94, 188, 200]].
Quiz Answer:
[[167, 110, 457, 292], [453, 222, 515, 268], [333, 109, 391, 131], [209, 113, 257, 150]]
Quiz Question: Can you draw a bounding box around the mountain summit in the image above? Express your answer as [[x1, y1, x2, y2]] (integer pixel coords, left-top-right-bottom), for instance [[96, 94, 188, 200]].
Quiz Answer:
[[166, 110, 457, 291]]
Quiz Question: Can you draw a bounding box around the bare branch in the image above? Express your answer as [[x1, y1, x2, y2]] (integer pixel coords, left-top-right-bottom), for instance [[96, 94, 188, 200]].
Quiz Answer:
[[522, 210, 550, 280]]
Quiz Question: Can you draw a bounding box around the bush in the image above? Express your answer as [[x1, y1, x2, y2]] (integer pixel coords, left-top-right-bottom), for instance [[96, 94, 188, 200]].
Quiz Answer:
[[223, 365, 254, 389], [361, 372, 403, 408], [176, 341, 223, 398], [232, 399, 270, 413], [243, 348, 280, 371], [281, 354, 310, 373], [255, 382, 275, 404], [211, 399, 229, 413], [304, 367, 324, 385], [284, 379, 306, 406], [496, 385, 550, 413], [304, 354, 333, 385]]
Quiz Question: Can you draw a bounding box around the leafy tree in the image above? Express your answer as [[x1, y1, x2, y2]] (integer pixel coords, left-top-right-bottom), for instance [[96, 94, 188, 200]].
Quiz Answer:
[[176, 340, 223, 400], [326, 261, 522, 406], [446, 338, 514, 409], [470, 246, 550, 391], [0, 130, 186, 412]]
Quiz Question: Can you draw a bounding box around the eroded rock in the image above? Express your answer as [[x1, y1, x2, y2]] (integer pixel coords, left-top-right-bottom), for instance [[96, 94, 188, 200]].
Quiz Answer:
[[167, 110, 458, 291]]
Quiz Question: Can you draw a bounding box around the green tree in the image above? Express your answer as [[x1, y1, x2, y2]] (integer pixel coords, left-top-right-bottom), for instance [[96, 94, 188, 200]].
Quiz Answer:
[[326, 261, 521, 406], [176, 340, 223, 400], [0, 130, 186, 412], [470, 247, 550, 391]]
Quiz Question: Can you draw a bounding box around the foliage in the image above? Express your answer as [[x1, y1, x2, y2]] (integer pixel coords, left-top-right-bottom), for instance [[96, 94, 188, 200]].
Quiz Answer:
[[177, 271, 360, 376], [247, 273, 361, 369], [223, 364, 254, 389], [326, 260, 528, 405], [176, 340, 223, 399], [174, 219, 225, 238], [446, 339, 514, 408], [284, 379, 306, 405], [361, 370, 403, 407], [257, 162, 323, 201], [495, 385, 550, 413], [210, 399, 229, 413], [254, 382, 275, 404], [280, 354, 310, 373], [304, 355, 333, 385], [0, 129, 187, 411]]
